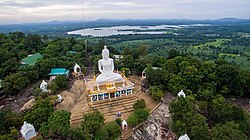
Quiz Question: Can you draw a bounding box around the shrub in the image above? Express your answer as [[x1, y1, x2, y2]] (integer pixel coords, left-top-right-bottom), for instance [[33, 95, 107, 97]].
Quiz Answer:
[[134, 108, 150, 123], [67, 127, 85, 140], [127, 113, 138, 127], [95, 126, 108, 140], [0, 127, 18, 140], [48, 75, 68, 94], [121, 68, 130, 77], [95, 121, 121, 140], [32, 88, 42, 96], [54, 75, 68, 89], [115, 118, 122, 125], [48, 82, 59, 94], [149, 86, 164, 101], [133, 99, 146, 110], [106, 121, 121, 138]]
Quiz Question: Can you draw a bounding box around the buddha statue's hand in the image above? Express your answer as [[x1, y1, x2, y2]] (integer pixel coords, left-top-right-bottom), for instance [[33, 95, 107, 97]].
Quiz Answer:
[[100, 70, 108, 76]]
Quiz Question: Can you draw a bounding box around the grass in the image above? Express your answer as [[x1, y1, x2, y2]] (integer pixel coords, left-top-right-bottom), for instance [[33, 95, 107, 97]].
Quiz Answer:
[[218, 55, 250, 70], [218, 53, 239, 57], [193, 39, 231, 49]]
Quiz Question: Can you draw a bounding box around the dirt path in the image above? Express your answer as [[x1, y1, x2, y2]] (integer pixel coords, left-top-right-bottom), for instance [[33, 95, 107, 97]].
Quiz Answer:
[[56, 80, 86, 111]]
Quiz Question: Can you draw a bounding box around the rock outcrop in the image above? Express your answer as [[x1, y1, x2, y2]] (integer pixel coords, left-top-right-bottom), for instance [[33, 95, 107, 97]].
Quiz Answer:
[[131, 93, 176, 140]]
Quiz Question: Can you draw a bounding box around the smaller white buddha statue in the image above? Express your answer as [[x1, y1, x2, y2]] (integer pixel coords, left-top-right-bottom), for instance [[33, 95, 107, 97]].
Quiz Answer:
[[96, 46, 122, 84], [40, 80, 48, 92], [74, 63, 81, 74]]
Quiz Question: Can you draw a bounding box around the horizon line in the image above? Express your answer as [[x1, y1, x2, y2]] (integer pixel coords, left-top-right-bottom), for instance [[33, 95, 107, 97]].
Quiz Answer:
[[0, 17, 250, 26]]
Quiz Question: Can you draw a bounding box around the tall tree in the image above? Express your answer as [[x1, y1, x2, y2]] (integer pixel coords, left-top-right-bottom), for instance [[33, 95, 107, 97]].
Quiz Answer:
[[81, 111, 104, 138], [24, 98, 54, 130], [211, 122, 247, 140], [40, 110, 71, 139]]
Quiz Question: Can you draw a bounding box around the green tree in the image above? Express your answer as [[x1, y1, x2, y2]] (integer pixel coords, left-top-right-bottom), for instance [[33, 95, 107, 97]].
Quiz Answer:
[[67, 127, 85, 140], [127, 113, 138, 127], [105, 121, 121, 139], [189, 114, 209, 140], [134, 108, 150, 123], [95, 126, 108, 140], [24, 98, 54, 130], [0, 127, 18, 140], [48, 75, 68, 94], [54, 75, 68, 89], [40, 110, 71, 139], [133, 99, 146, 110], [138, 44, 148, 56], [3, 72, 30, 95], [122, 55, 134, 71], [0, 109, 23, 135], [149, 86, 164, 101], [21, 34, 43, 52], [167, 49, 180, 59], [215, 64, 244, 96], [211, 122, 247, 140], [48, 82, 59, 94], [167, 74, 186, 94], [82, 111, 104, 137], [146, 66, 164, 86], [210, 95, 234, 123], [170, 97, 194, 121]]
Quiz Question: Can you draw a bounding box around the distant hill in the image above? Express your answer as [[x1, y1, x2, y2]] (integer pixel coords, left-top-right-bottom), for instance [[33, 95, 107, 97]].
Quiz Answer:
[[0, 18, 249, 36]]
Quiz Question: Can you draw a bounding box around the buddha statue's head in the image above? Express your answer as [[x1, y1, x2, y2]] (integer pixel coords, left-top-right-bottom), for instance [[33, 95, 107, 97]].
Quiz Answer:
[[102, 45, 109, 60]]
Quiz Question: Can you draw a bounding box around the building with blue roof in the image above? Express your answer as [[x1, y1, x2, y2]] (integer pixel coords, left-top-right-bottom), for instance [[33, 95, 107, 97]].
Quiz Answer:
[[48, 68, 70, 76]]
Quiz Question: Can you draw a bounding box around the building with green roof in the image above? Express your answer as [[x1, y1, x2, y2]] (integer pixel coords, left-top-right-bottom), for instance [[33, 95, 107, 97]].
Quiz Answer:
[[48, 68, 70, 76], [21, 53, 43, 66]]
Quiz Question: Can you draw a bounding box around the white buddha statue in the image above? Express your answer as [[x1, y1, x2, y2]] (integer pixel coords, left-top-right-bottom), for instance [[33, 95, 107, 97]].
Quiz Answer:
[[96, 46, 122, 84]]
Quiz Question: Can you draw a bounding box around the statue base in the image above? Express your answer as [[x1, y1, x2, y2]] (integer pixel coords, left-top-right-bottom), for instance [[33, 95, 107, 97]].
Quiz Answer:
[[85, 76, 134, 102]]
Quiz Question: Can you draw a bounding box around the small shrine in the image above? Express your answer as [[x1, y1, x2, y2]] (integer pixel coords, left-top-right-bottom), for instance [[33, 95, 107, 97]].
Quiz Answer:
[[40, 80, 48, 92], [74, 63, 81, 74], [122, 120, 128, 130], [85, 46, 134, 102], [72, 63, 83, 79], [20, 121, 37, 140], [177, 90, 186, 98], [178, 134, 190, 140]]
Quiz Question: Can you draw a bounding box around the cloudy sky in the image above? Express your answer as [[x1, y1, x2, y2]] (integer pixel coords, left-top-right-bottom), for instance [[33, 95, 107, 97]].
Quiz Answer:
[[0, 0, 250, 24]]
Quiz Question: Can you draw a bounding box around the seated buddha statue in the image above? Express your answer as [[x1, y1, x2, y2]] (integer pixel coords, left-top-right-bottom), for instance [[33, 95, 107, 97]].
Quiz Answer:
[[96, 45, 122, 84]]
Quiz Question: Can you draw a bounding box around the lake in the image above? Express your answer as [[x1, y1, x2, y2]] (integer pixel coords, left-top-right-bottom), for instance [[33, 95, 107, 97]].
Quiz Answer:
[[67, 24, 210, 37]]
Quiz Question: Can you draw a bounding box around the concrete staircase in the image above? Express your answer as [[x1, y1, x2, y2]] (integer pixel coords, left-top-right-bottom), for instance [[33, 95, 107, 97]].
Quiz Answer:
[[70, 94, 138, 126], [90, 94, 137, 122]]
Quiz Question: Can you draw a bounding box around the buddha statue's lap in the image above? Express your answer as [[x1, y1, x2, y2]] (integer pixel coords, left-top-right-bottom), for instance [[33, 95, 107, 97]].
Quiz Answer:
[[96, 73, 122, 83], [96, 46, 123, 84]]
